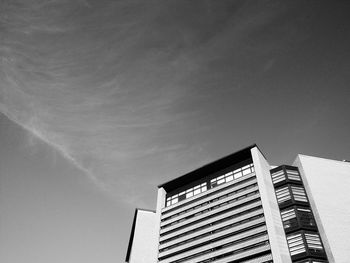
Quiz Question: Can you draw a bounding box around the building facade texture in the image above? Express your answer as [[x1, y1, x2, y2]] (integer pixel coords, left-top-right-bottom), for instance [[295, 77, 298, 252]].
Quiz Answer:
[[126, 145, 350, 263]]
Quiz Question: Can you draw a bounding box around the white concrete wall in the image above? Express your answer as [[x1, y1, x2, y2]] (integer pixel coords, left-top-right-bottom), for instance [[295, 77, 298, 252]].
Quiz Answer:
[[128, 210, 158, 263], [251, 147, 292, 263], [294, 155, 350, 263], [154, 188, 166, 261]]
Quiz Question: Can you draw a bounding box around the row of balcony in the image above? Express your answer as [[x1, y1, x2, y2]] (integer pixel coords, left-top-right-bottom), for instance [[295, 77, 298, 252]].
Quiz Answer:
[[270, 165, 328, 262]]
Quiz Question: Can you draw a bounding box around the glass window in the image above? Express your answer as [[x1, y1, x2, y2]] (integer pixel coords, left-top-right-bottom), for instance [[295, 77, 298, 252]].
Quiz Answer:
[[276, 186, 292, 204], [281, 207, 297, 229], [291, 186, 308, 202], [305, 233, 323, 250], [167, 163, 254, 206], [226, 175, 233, 182], [271, 169, 286, 184], [242, 169, 250, 175], [287, 232, 325, 258], [234, 172, 242, 179], [166, 182, 209, 206], [186, 191, 193, 198], [210, 163, 254, 188], [287, 233, 306, 256], [286, 169, 301, 181]]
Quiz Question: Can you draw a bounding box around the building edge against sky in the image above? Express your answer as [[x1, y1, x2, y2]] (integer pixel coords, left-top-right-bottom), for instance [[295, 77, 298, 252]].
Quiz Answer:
[[125, 144, 349, 263]]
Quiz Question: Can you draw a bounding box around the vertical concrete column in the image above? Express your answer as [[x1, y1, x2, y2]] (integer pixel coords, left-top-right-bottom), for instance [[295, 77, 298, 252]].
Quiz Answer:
[[154, 187, 166, 262], [251, 147, 291, 263]]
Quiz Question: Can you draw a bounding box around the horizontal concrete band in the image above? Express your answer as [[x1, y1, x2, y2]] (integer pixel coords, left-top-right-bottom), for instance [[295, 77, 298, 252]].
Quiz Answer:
[[161, 184, 259, 228], [161, 172, 256, 214], [161, 175, 257, 220], [159, 226, 267, 262], [159, 218, 266, 258], [159, 200, 262, 242], [209, 244, 271, 263], [159, 208, 264, 250], [159, 235, 269, 263], [240, 253, 273, 263], [160, 193, 261, 235], [161, 179, 257, 225]]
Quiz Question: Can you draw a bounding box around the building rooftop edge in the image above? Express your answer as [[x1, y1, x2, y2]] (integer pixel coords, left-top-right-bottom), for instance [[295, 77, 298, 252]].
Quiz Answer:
[[135, 207, 156, 213], [125, 208, 138, 262], [158, 143, 263, 192], [125, 207, 156, 262], [295, 154, 350, 164]]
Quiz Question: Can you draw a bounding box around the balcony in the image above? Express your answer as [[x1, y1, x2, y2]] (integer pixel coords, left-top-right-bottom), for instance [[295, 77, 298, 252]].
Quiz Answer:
[[281, 206, 317, 233], [270, 165, 302, 188]]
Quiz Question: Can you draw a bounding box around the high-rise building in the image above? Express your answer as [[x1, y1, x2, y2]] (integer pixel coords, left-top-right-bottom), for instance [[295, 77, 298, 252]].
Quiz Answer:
[[125, 144, 350, 263]]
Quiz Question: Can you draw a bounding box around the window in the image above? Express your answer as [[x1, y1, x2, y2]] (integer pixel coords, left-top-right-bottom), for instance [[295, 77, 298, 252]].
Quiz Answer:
[[305, 233, 323, 251], [271, 168, 301, 184], [297, 208, 316, 227], [210, 163, 254, 188], [287, 232, 325, 258], [287, 233, 306, 256], [286, 169, 301, 181], [166, 163, 254, 207], [281, 207, 297, 229], [276, 186, 292, 204], [271, 169, 286, 184], [166, 195, 179, 207], [291, 186, 308, 202], [275, 186, 308, 205], [281, 207, 316, 230], [166, 183, 207, 207]]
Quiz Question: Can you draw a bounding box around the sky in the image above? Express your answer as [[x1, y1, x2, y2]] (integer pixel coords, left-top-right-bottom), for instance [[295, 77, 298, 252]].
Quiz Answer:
[[0, 1, 350, 262]]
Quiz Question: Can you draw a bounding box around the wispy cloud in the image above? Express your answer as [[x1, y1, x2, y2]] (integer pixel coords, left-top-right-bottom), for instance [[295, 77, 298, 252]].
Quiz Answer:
[[0, 0, 296, 203]]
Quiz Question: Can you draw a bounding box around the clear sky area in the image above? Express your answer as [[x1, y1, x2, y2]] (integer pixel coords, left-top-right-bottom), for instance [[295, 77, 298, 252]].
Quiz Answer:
[[1, 1, 350, 262]]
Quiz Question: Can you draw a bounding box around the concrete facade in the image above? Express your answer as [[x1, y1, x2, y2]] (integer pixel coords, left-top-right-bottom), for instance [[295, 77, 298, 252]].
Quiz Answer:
[[294, 155, 350, 263], [125, 209, 158, 263], [126, 145, 348, 263]]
